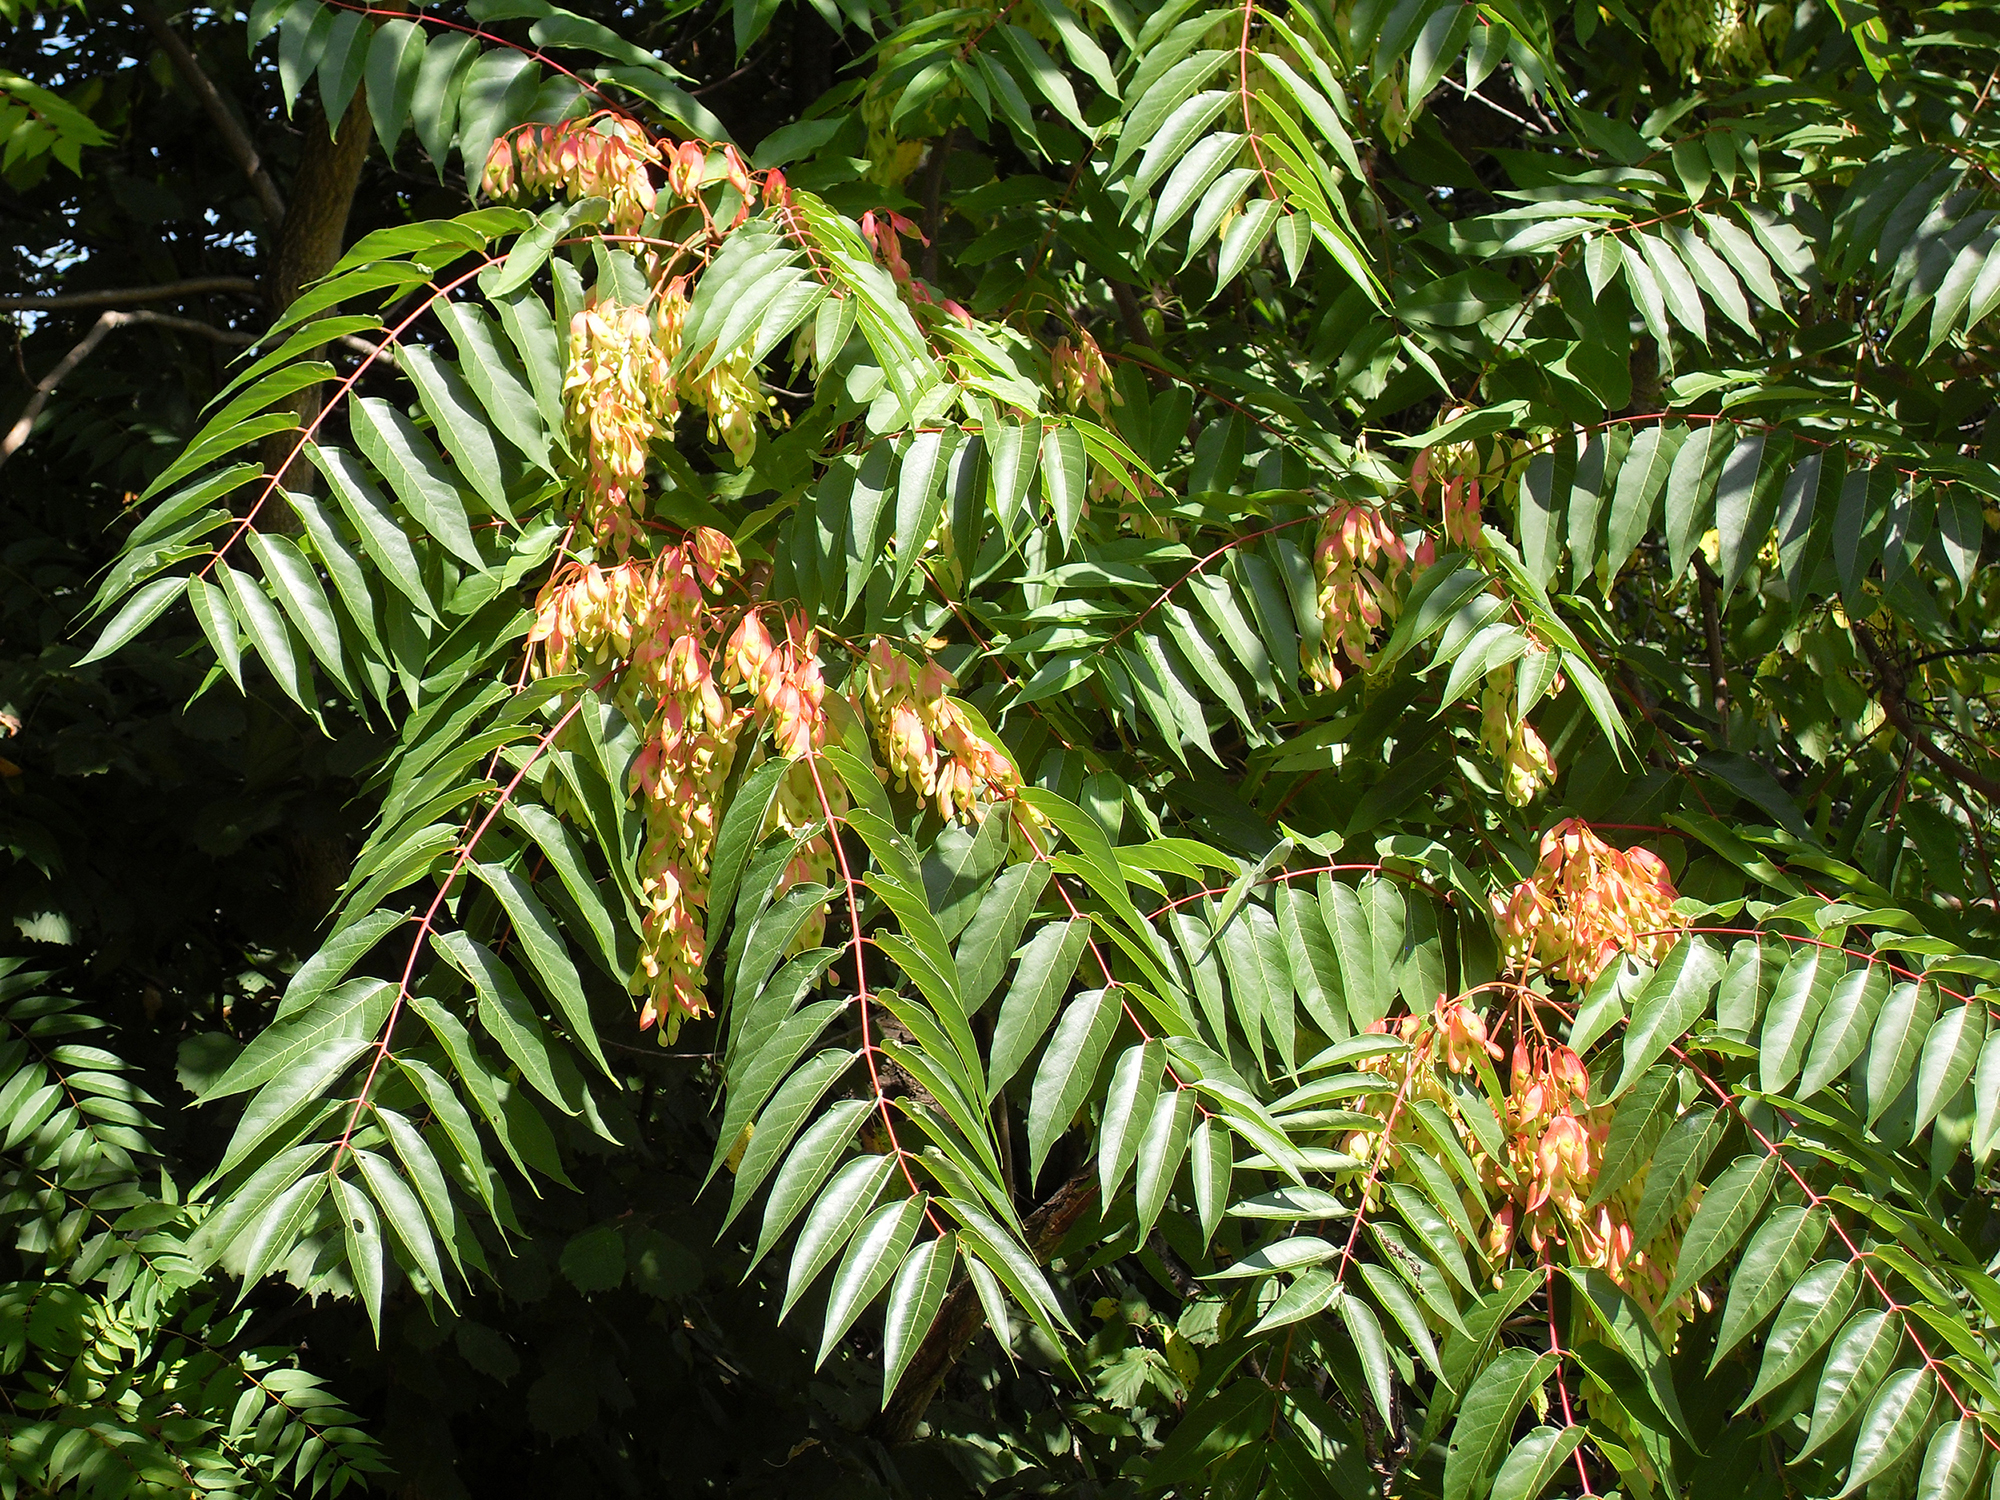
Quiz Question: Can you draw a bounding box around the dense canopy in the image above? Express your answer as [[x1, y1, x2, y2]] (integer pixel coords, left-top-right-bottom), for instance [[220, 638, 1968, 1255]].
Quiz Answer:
[[8, 0, 2000, 1494]]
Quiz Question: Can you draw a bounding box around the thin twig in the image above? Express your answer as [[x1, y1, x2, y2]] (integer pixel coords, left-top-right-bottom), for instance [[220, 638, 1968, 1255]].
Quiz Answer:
[[0, 310, 253, 471]]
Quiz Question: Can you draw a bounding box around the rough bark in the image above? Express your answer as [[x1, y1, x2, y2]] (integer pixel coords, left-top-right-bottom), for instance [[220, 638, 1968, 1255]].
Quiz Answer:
[[258, 88, 376, 511], [256, 88, 376, 926]]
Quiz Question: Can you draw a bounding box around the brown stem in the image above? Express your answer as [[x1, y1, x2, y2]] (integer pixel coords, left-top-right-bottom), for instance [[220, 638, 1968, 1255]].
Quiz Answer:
[[0, 311, 253, 470], [867, 1162, 1100, 1445], [127, 0, 288, 227], [919, 131, 954, 286], [1110, 280, 1155, 349], [1691, 551, 1730, 745], [1855, 621, 2000, 802], [1145, 1228, 1200, 1298], [0, 277, 259, 313]]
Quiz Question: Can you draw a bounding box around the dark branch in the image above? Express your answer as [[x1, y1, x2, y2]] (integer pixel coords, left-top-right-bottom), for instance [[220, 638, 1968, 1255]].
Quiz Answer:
[[1854, 621, 2000, 803], [0, 277, 260, 313], [127, 0, 288, 226], [866, 1163, 1100, 1446], [0, 310, 252, 471]]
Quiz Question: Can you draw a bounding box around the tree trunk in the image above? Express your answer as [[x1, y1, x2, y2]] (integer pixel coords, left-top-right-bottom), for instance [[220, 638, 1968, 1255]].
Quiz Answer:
[[866, 1164, 1100, 1445], [259, 88, 376, 512]]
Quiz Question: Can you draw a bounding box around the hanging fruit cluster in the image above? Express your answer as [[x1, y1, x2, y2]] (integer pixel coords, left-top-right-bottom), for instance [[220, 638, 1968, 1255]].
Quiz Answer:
[[1345, 826, 1699, 1332], [563, 300, 678, 551], [1478, 640, 1560, 807], [492, 117, 779, 557], [1306, 504, 1411, 691], [529, 536, 764, 1032], [530, 563, 1039, 1032], [495, 109, 1118, 1037], [1412, 428, 1562, 802], [863, 639, 1028, 827], [1491, 819, 1682, 985], [483, 117, 662, 236], [1408, 426, 1518, 555]]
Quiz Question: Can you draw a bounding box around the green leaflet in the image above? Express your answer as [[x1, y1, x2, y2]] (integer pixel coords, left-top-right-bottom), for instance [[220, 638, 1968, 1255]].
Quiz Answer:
[[710, 998, 845, 1188], [1588, 1065, 1679, 1208], [1097, 1039, 1163, 1202], [1216, 899, 1292, 1072], [233, 1173, 329, 1297], [1321, 876, 1385, 1030], [721, 1049, 858, 1225], [1630, 1104, 1727, 1248], [1972, 1029, 2000, 1157], [1915, 1001, 1986, 1133], [353, 1146, 449, 1294], [1798, 1309, 1905, 1462], [1663, 1153, 1777, 1304], [1190, 1114, 1232, 1247], [1571, 953, 1650, 1056], [989, 919, 1090, 1098], [890, 426, 959, 594], [1759, 946, 1836, 1096], [1868, 980, 1941, 1124], [816, 1195, 925, 1366], [1710, 1204, 1826, 1365], [203, 978, 394, 1102], [1491, 1426, 1585, 1500], [215, 1037, 368, 1176], [750, 1100, 870, 1272], [77, 575, 186, 665], [432, 930, 570, 1114], [949, 1196, 1072, 1337], [470, 863, 609, 1078], [1132, 1084, 1195, 1244], [245, 529, 357, 698], [956, 860, 1050, 1012], [377, 1106, 465, 1272], [1612, 935, 1720, 1099], [706, 756, 794, 949], [349, 396, 485, 570], [1249, 1266, 1338, 1334], [1838, 1367, 1936, 1496], [1916, 1419, 1987, 1500], [1566, 1266, 1690, 1441], [1338, 1293, 1394, 1421], [1443, 1349, 1557, 1500], [332, 1174, 386, 1338], [1026, 988, 1121, 1185], [1277, 878, 1345, 1039], [880, 1232, 955, 1405], [1800, 964, 1890, 1100]]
